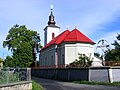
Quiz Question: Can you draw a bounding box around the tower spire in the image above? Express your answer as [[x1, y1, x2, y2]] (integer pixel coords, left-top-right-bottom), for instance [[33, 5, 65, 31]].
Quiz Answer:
[[48, 5, 56, 26]]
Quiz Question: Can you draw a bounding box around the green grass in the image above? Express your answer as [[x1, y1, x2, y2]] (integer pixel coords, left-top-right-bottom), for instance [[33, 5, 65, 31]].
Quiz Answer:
[[32, 81, 44, 90], [73, 81, 120, 86]]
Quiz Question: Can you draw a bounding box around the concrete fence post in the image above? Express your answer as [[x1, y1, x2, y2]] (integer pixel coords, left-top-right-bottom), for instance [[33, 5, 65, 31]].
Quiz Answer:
[[27, 68, 31, 81], [108, 68, 113, 83]]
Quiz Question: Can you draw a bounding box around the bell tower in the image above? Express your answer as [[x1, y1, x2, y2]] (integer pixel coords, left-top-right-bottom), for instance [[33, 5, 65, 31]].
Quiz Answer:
[[44, 5, 60, 46]]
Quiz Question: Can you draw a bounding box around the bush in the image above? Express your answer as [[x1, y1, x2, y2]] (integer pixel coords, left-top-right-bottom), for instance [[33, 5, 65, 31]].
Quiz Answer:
[[68, 53, 93, 67]]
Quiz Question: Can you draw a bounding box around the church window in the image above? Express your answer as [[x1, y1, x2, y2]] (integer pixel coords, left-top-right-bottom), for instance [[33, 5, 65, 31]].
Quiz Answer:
[[52, 33, 55, 39]]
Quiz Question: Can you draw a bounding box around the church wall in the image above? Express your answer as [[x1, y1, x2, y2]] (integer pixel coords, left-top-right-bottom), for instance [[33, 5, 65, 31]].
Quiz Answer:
[[65, 44, 76, 65], [39, 45, 56, 67], [40, 43, 94, 67], [65, 43, 94, 65]]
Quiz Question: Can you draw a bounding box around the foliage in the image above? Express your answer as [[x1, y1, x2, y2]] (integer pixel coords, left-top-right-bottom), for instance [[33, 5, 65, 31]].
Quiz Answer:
[[105, 34, 120, 61], [3, 24, 41, 67], [4, 56, 14, 67], [68, 53, 93, 67], [3, 24, 37, 52], [32, 81, 43, 90], [13, 42, 33, 67]]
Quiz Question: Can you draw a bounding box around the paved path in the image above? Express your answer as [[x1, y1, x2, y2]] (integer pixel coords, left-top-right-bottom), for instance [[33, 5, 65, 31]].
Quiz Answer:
[[32, 77, 120, 90]]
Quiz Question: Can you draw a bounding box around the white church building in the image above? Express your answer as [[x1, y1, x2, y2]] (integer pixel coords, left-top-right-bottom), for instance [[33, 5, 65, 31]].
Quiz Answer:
[[39, 6, 102, 68]]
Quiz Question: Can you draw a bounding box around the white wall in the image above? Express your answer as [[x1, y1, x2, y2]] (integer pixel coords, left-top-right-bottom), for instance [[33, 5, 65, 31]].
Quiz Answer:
[[64, 43, 94, 65], [40, 42, 101, 67]]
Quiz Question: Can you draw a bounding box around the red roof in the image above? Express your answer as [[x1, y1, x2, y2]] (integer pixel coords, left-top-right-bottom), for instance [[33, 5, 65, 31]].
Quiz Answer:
[[64, 29, 95, 44], [41, 29, 95, 51], [41, 30, 70, 50]]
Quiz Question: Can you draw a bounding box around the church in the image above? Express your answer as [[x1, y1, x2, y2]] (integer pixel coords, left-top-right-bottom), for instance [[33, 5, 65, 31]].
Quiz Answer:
[[39, 6, 102, 68]]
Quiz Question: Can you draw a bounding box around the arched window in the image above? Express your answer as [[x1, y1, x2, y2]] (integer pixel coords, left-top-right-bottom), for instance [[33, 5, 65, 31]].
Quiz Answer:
[[52, 33, 55, 39]]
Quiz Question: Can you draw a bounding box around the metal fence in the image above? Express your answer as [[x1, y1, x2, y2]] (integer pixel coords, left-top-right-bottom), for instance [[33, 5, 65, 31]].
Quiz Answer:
[[0, 68, 31, 84]]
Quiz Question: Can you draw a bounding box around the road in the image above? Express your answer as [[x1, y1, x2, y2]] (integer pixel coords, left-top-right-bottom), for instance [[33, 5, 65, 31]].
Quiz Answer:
[[32, 77, 120, 90]]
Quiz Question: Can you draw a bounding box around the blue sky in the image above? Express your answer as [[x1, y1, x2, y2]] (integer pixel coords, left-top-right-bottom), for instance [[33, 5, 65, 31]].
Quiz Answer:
[[0, 0, 120, 59]]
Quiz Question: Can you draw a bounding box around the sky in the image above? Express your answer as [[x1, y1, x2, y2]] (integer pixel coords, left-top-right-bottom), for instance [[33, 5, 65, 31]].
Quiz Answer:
[[0, 0, 120, 59]]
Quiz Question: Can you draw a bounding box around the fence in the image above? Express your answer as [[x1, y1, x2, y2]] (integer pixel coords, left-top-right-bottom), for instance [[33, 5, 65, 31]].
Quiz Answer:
[[32, 67, 120, 83], [0, 68, 31, 84]]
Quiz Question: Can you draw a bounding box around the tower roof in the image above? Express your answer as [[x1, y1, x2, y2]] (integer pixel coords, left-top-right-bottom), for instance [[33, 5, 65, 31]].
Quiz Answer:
[[41, 29, 95, 51], [48, 5, 56, 26]]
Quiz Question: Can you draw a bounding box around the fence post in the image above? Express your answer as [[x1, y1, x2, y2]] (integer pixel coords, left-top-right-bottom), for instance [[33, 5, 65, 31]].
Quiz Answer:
[[27, 68, 31, 81], [108, 68, 113, 83]]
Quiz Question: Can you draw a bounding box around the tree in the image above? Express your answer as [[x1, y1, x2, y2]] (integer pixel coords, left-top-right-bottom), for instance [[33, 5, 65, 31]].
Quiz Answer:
[[105, 34, 120, 61], [112, 33, 120, 49], [3, 24, 41, 67], [4, 56, 14, 67], [3, 24, 37, 52], [13, 42, 34, 67]]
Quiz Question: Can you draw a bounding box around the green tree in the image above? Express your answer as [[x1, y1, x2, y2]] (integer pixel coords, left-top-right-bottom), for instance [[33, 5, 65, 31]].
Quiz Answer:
[[4, 56, 14, 67], [3, 24, 37, 52], [3, 24, 40, 67], [13, 42, 33, 67], [105, 34, 120, 61]]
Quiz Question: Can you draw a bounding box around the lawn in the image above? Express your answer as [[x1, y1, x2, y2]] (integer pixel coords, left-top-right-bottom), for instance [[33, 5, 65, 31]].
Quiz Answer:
[[73, 81, 120, 86], [32, 81, 44, 90]]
